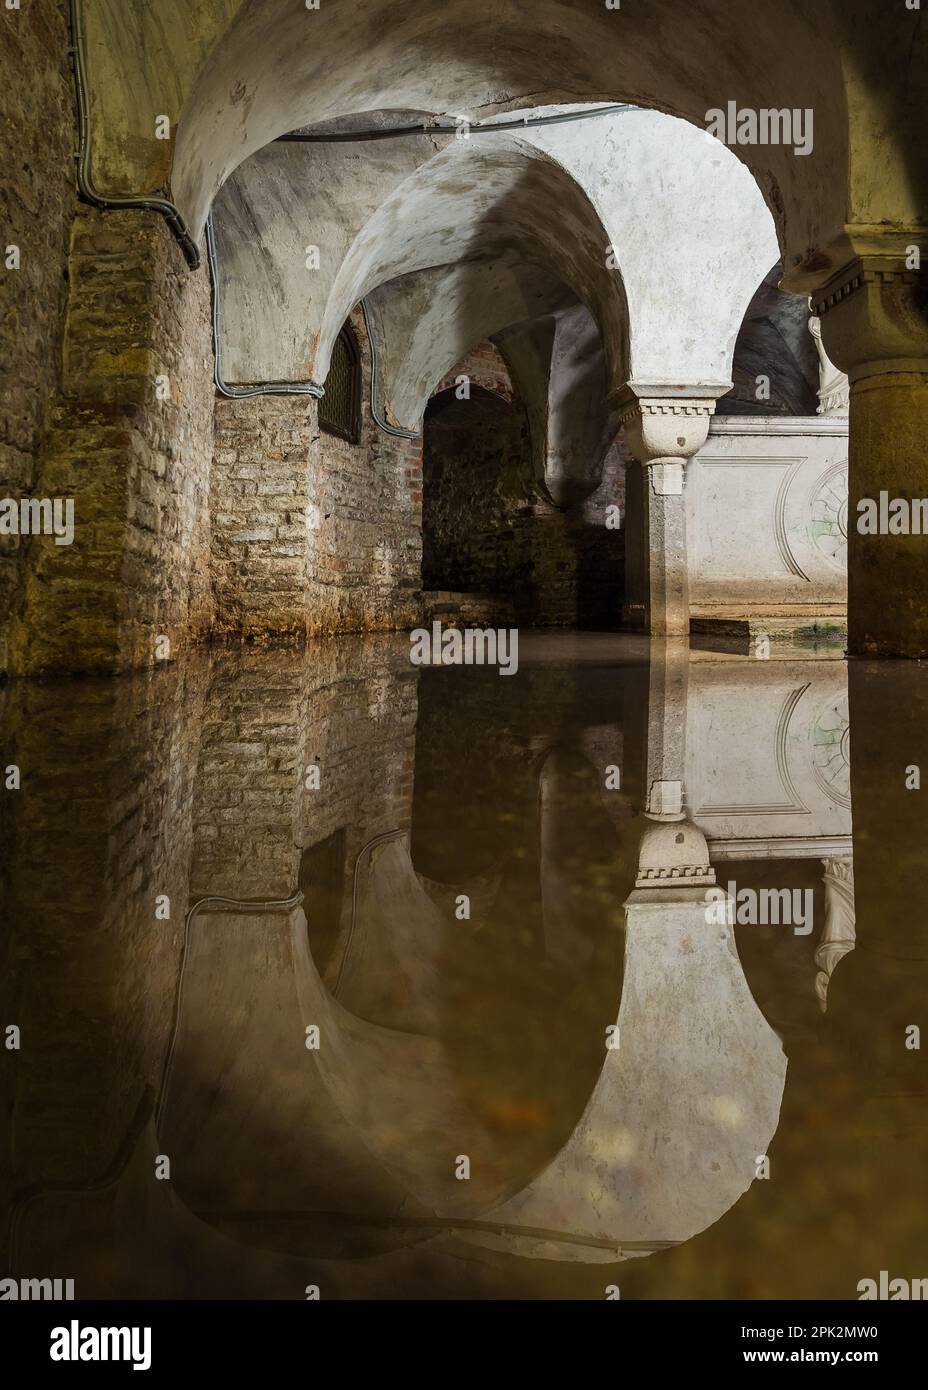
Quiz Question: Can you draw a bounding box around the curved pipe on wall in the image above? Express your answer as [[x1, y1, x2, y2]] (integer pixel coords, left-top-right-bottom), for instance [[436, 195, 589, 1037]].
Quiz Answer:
[[206, 214, 325, 400], [68, 0, 201, 270]]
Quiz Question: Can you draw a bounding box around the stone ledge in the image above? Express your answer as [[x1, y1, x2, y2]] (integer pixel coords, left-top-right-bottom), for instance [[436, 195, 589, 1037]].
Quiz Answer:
[[690, 610, 847, 655], [709, 415, 849, 437]]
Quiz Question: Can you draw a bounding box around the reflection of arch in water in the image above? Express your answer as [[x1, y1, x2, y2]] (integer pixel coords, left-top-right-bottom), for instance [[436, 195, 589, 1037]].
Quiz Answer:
[[10, 818, 787, 1282], [154, 781, 783, 1266], [146, 871, 611, 1262], [328, 798, 628, 1219], [450, 820, 787, 1262]]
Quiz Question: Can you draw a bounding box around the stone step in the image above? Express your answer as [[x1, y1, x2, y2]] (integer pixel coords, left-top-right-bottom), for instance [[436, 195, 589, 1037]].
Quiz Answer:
[[691, 612, 846, 643]]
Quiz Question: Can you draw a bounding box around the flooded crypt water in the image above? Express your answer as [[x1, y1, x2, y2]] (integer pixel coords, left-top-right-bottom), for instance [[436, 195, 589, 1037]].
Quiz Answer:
[[3, 4, 928, 1316], [2, 632, 926, 1301]]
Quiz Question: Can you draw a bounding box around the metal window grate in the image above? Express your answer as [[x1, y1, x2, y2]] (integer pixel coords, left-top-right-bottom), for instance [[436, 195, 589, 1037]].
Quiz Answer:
[[319, 323, 361, 443]]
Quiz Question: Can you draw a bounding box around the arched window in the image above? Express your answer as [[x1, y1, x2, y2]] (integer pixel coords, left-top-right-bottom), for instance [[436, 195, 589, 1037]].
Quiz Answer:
[[319, 322, 361, 443]]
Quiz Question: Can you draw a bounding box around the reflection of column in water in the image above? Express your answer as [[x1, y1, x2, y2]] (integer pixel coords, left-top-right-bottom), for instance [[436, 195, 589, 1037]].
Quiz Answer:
[[644, 637, 689, 821], [814, 857, 856, 1012], [538, 745, 620, 974], [456, 817, 786, 1262]]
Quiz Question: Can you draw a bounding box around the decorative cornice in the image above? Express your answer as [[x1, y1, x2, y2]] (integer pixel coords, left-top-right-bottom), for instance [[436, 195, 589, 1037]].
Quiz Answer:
[[810, 259, 921, 318], [616, 382, 730, 465], [612, 381, 731, 419], [706, 835, 852, 860], [618, 398, 718, 427], [806, 253, 928, 380], [635, 864, 715, 888], [780, 224, 928, 297]]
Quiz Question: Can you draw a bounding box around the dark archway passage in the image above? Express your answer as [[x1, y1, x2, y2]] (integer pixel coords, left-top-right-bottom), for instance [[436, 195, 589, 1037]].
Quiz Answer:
[[422, 385, 530, 595], [422, 384, 624, 627]]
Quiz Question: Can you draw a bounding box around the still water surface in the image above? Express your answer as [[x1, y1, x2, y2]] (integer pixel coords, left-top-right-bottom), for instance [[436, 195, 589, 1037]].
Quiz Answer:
[[1, 632, 925, 1298]]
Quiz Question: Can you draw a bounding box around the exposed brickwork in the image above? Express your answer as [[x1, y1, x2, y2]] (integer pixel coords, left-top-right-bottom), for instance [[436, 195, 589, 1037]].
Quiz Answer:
[[432, 340, 514, 405], [211, 307, 423, 639], [10, 208, 215, 674], [0, 10, 625, 672], [0, 0, 76, 674]]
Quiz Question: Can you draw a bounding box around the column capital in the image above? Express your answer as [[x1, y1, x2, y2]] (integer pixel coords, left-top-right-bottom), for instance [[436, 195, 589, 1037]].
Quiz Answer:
[[808, 241, 928, 383], [634, 818, 715, 890], [613, 382, 729, 465]]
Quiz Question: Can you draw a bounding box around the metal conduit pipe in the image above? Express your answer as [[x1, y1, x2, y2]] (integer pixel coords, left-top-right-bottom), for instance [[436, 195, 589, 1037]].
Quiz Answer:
[[206, 213, 325, 399], [333, 828, 408, 995], [67, 9, 635, 423], [360, 298, 420, 439], [208, 216, 415, 430], [276, 104, 637, 143], [69, 0, 632, 275], [68, 0, 200, 270]]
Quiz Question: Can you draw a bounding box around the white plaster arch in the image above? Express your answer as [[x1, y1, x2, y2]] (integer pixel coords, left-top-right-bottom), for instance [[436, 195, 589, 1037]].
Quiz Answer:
[[365, 265, 620, 507], [319, 135, 629, 389], [180, 1, 842, 261], [364, 257, 571, 426], [80, 0, 928, 296], [520, 107, 779, 391], [212, 133, 627, 387], [213, 107, 780, 403]]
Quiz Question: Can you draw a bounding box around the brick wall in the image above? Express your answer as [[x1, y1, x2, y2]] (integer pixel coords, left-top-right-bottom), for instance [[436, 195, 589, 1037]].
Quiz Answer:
[[11, 208, 215, 674], [0, 2, 621, 673], [211, 307, 424, 639], [432, 340, 514, 405], [0, 0, 76, 674], [423, 389, 626, 627], [0, 639, 418, 1199]]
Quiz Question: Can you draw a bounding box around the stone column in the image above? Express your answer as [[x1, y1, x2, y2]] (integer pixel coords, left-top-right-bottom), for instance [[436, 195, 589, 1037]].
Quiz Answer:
[[617, 385, 721, 637], [810, 241, 928, 657]]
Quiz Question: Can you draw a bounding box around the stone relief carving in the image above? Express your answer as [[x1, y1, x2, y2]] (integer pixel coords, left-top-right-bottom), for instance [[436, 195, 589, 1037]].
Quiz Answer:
[[809, 461, 849, 573]]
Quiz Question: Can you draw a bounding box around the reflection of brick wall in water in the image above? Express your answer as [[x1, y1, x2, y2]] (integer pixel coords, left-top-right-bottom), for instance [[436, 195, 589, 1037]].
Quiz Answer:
[[0, 642, 418, 1198], [188, 641, 418, 985], [0, 659, 208, 1190]]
